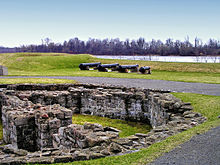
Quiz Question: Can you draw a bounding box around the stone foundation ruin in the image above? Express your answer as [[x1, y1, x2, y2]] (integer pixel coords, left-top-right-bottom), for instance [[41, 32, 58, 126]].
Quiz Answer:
[[0, 84, 206, 164]]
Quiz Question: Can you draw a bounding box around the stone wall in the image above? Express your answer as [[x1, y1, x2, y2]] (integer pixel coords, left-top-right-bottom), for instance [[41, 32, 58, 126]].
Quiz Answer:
[[28, 90, 81, 113], [2, 95, 36, 151], [0, 89, 5, 117], [1, 84, 193, 128], [2, 94, 72, 151], [35, 104, 72, 150], [15, 88, 165, 127], [80, 88, 128, 120]]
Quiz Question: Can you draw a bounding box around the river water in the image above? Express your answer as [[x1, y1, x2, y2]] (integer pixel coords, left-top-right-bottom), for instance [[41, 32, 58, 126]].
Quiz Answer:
[[95, 55, 220, 63]]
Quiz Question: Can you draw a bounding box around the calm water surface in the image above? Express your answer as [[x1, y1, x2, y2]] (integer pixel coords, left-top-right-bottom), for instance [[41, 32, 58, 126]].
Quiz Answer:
[[95, 55, 220, 63]]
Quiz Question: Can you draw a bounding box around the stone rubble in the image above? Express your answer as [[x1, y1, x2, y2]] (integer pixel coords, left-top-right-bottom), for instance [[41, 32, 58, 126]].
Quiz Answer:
[[0, 84, 207, 164]]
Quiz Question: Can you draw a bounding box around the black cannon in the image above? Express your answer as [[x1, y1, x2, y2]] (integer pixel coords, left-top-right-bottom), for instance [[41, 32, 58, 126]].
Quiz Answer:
[[79, 62, 101, 70], [97, 63, 119, 72], [139, 66, 151, 74], [117, 64, 139, 73]]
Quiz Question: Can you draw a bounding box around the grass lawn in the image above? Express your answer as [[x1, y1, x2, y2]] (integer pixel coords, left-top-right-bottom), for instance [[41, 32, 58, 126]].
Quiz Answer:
[[72, 114, 151, 138], [0, 78, 77, 84], [0, 53, 220, 84]]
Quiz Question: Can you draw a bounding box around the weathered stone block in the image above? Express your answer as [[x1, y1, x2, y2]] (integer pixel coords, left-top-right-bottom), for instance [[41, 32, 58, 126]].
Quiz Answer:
[[54, 155, 73, 163], [0, 65, 8, 76], [49, 118, 61, 129], [53, 123, 118, 150]]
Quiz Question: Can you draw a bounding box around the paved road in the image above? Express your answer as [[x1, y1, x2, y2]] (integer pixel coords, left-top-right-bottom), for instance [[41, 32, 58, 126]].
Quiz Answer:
[[150, 126, 220, 165], [1, 76, 220, 96]]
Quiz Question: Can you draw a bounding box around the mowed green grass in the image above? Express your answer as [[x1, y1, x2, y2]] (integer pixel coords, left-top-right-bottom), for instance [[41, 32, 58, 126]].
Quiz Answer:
[[72, 114, 151, 138], [0, 53, 220, 84], [0, 78, 77, 84]]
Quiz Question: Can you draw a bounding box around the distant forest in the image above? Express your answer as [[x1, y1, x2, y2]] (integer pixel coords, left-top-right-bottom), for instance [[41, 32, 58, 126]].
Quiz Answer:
[[0, 47, 17, 53], [2, 37, 220, 56]]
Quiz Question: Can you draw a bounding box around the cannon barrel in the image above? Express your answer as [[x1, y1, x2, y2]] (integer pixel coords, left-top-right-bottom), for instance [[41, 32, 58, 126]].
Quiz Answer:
[[79, 62, 101, 70], [97, 63, 119, 72], [117, 64, 139, 73], [118, 64, 139, 69], [98, 63, 119, 68], [139, 66, 151, 74]]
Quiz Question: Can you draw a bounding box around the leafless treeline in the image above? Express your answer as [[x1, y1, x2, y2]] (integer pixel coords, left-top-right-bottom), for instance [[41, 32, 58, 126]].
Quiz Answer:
[[14, 37, 220, 56]]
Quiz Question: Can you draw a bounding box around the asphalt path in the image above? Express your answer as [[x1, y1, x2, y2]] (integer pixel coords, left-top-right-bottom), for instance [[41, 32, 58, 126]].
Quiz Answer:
[[0, 76, 220, 96], [150, 126, 220, 165]]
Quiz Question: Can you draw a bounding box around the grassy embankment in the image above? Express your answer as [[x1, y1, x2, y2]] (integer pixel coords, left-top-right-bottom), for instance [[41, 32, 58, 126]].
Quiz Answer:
[[0, 53, 220, 84]]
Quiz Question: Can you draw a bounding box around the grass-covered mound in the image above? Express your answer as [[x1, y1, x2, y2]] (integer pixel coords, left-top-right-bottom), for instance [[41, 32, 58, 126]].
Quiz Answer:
[[0, 53, 220, 84]]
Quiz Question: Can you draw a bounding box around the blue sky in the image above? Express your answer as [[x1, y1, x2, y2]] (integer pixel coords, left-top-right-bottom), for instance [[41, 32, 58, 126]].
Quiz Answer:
[[0, 0, 219, 47]]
